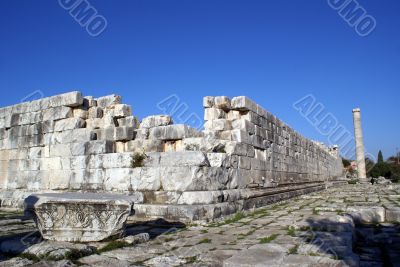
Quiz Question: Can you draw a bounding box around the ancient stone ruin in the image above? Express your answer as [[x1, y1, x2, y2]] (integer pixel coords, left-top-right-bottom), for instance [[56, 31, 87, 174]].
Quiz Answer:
[[0, 91, 343, 224]]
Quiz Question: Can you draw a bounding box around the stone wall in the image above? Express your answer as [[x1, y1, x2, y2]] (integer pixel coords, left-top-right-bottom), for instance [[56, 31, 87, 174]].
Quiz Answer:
[[0, 91, 343, 222]]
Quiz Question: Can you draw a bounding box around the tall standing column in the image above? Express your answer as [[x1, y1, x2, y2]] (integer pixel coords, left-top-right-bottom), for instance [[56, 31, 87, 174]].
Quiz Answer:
[[352, 108, 367, 179]]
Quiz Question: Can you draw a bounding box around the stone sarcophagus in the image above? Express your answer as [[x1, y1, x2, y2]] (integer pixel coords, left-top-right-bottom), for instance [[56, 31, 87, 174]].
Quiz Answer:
[[24, 193, 134, 242]]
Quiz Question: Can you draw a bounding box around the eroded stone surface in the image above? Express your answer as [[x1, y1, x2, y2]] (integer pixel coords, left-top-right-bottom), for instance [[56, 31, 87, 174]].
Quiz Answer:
[[24, 193, 134, 242]]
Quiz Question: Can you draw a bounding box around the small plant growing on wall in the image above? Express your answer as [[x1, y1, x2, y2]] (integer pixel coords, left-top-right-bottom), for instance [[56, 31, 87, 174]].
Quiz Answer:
[[131, 150, 147, 168]]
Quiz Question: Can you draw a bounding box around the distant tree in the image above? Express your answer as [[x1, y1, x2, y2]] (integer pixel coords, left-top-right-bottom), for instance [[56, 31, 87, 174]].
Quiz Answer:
[[370, 162, 392, 178], [377, 150, 384, 164]]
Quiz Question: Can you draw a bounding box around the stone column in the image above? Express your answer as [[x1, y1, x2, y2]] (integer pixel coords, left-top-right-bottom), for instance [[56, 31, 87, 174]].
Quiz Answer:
[[352, 108, 367, 179]]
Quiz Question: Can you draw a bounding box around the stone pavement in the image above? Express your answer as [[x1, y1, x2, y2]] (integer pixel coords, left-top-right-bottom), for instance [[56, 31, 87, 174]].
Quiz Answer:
[[1, 183, 399, 267]]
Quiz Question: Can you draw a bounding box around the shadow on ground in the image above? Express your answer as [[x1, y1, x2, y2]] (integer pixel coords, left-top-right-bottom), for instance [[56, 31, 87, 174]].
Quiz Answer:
[[301, 216, 400, 266]]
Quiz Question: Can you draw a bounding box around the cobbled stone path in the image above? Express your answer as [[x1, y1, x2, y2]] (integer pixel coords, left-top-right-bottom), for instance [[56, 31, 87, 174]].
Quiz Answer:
[[1, 183, 399, 267]]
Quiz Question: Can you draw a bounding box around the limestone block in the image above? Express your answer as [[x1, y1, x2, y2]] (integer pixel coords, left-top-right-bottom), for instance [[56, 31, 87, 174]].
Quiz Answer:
[[251, 158, 266, 171], [39, 120, 55, 133], [70, 155, 89, 169], [160, 166, 229, 191], [239, 156, 251, 170], [242, 111, 260, 125], [203, 96, 214, 108], [54, 118, 86, 132], [158, 151, 210, 167], [177, 191, 225, 205], [125, 139, 164, 153], [88, 107, 103, 119], [115, 141, 125, 153], [347, 206, 385, 224], [204, 108, 226, 120], [29, 147, 43, 159], [42, 106, 73, 121], [49, 91, 83, 107], [131, 167, 161, 191], [232, 119, 255, 134], [204, 119, 232, 131], [102, 114, 117, 127], [135, 128, 149, 139], [104, 168, 132, 191], [71, 140, 114, 156], [231, 96, 257, 112], [255, 148, 266, 161], [252, 135, 264, 148], [87, 140, 115, 155], [140, 115, 173, 128], [106, 104, 132, 118], [114, 126, 135, 141], [18, 111, 42, 126], [45, 128, 94, 144], [40, 157, 63, 170], [256, 104, 268, 118], [86, 118, 104, 129], [214, 96, 231, 111], [73, 108, 89, 119], [46, 170, 71, 190], [231, 129, 251, 144], [101, 153, 133, 169], [83, 96, 97, 108], [50, 143, 72, 157], [149, 124, 202, 140], [96, 94, 122, 108], [217, 130, 233, 140], [24, 193, 134, 242], [207, 153, 229, 167], [117, 116, 139, 128], [227, 108, 243, 121]]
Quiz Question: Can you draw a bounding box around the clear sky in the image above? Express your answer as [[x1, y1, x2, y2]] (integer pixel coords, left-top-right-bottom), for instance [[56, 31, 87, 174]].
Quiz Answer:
[[0, 0, 399, 160]]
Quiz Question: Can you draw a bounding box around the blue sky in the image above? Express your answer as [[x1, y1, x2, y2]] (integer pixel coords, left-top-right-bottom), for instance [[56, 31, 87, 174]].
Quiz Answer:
[[0, 0, 399, 160]]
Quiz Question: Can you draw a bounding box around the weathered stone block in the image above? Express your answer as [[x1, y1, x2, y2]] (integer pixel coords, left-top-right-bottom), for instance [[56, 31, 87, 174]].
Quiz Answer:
[[131, 167, 161, 191], [117, 116, 139, 128], [106, 104, 132, 118], [96, 94, 122, 108], [347, 206, 385, 224], [158, 151, 210, 167], [114, 126, 135, 141], [159, 166, 229, 191], [214, 96, 231, 110], [49, 91, 84, 107], [149, 124, 202, 140], [24, 193, 134, 242], [204, 108, 226, 120], [125, 139, 164, 153], [88, 107, 103, 119], [203, 96, 214, 108], [204, 119, 232, 131], [140, 115, 173, 128], [231, 96, 257, 112], [54, 118, 86, 132], [42, 106, 73, 121], [73, 108, 89, 119], [104, 168, 132, 191]]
